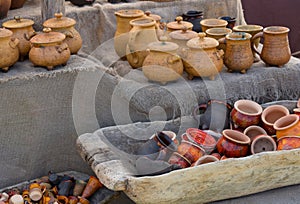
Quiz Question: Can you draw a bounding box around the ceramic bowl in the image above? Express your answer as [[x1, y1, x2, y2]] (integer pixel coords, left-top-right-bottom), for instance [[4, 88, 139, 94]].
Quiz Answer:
[[277, 136, 300, 150], [216, 129, 251, 158], [177, 140, 205, 163], [168, 152, 191, 169], [186, 128, 217, 154]]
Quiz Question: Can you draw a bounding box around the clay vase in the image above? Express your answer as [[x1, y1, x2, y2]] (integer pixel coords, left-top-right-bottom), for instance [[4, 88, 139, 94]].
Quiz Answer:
[[81, 176, 103, 198], [0, 0, 11, 19], [2, 16, 35, 61], [205, 27, 232, 52], [243, 125, 268, 141], [252, 26, 291, 67], [183, 32, 224, 80], [200, 18, 228, 33], [0, 28, 19, 72], [177, 140, 205, 163], [261, 105, 290, 135], [181, 10, 203, 33], [274, 114, 300, 140], [216, 129, 251, 158], [277, 136, 300, 150], [230, 99, 263, 129], [142, 38, 183, 84], [126, 17, 158, 68], [250, 134, 277, 154], [114, 9, 144, 59], [220, 32, 254, 73], [10, 0, 26, 9]]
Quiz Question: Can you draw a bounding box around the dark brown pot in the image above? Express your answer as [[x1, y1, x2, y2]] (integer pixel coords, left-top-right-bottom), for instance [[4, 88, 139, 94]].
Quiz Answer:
[[10, 0, 26, 9], [0, 0, 11, 19]]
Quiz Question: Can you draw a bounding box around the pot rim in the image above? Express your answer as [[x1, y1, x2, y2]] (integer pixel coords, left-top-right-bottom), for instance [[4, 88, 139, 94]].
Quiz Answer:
[[233, 24, 263, 32], [226, 32, 252, 41], [186, 128, 216, 147], [277, 135, 300, 142], [273, 114, 299, 131], [171, 152, 192, 165], [193, 155, 218, 166], [261, 105, 290, 126], [243, 125, 268, 140], [200, 18, 228, 27], [180, 140, 206, 153], [234, 100, 263, 116], [222, 129, 251, 145], [250, 134, 277, 154], [263, 26, 290, 34], [130, 17, 156, 27], [115, 9, 144, 18], [205, 27, 232, 36]]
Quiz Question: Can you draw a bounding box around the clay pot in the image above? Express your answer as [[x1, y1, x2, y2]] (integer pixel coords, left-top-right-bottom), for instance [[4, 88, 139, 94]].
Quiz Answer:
[[243, 125, 268, 141], [81, 176, 103, 198], [277, 136, 300, 151], [142, 38, 183, 84], [0, 28, 19, 72], [186, 128, 217, 154], [114, 9, 144, 59], [168, 27, 198, 51], [10, 0, 26, 9], [177, 140, 205, 163], [252, 26, 291, 67], [126, 17, 158, 69], [69, 0, 95, 6], [144, 11, 164, 39], [29, 28, 71, 70], [205, 27, 232, 52], [274, 114, 300, 140], [261, 105, 290, 135], [230, 99, 263, 129], [168, 152, 191, 169], [0, 0, 11, 19], [166, 16, 193, 32], [183, 32, 224, 80], [43, 12, 82, 54], [182, 10, 203, 33], [250, 134, 277, 154], [220, 32, 254, 73], [200, 18, 228, 33], [193, 155, 219, 166], [233, 25, 263, 62], [3, 16, 35, 61], [216, 129, 251, 158], [218, 16, 236, 29]]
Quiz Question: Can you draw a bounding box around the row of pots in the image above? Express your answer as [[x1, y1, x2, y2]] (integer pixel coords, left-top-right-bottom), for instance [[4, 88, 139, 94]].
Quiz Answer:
[[0, 172, 102, 204], [0, 13, 82, 71], [113, 9, 292, 84]]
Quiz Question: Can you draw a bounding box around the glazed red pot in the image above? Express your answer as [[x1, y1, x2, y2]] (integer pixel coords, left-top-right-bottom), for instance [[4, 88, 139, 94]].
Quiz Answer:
[[186, 128, 217, 154], [216, 129, 251, 158], [177, 140, 205, 163], [274, 114, 300, 140]]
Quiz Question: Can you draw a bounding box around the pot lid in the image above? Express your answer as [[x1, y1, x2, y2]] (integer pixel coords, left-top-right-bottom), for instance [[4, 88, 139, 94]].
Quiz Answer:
[[30, 28, 65, 44], [0, 28, 13, 38], [2, 16, 34, 29], [147, 36, 179, 52], [167, 16, 193, 30], [43, 13, 76, 29], [169, 27, 198, 41], [130, 17, 156, 27], [144, 11, 161, 22], [187, 33, 219, 49], [115, 9, 144, 18]]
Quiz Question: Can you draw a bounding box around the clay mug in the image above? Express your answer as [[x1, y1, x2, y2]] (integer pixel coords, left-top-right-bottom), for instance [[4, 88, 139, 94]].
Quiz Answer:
[[277, 136, 300, 150], [73, 179, 87, 197], [216, 129, 251, 158], [81, 176, 103, 198], [250, 134, 277, 154], [168, 152, 191, 169], [252, 26, 291, 67], [243, 125, 268, 142], [29, 183, 46, 202], [194, 99, 232, 132], [230, 99, 263, 129], [219, 32, 254, 73], [274, 114, 300, 140], [8, 194, 23, 204], [177, 140, 205, 163], [261, 105, 290, 135]]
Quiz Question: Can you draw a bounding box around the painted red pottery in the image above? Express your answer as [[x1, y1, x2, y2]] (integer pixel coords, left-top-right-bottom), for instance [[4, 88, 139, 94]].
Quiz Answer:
[[273, 114, 300, 140], [277, 136, 300, 150], [186, 128, 217, 154], [177, 140, 205, 163]]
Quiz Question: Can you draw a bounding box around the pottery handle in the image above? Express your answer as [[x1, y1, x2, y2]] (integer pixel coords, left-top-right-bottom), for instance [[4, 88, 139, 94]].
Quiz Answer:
[[9, 38, 19, 49], [56, 43, 69, 53], [63, 30, 74, 38], [167, 55, 181, 64], [24, 31, 36, 41], [252, 31, 264, 55]]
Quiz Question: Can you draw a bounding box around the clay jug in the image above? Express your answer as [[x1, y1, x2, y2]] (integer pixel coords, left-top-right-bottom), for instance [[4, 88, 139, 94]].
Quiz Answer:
[[114, 9, 144, 59], [0, 0, 11, 19], [126, 17, 158, 68], [252, 26, 291, 67], [220, 32, 253, 73]]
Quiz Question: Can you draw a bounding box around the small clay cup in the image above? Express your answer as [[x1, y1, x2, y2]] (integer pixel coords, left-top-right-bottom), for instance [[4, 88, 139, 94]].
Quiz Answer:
[[177, 140, 205, 163], [274, 114, 300, 140], [168, 152, 191, 169], [250, 134, 277, 154], [243, 125, 268, 141], [277, 136, 300, 150]]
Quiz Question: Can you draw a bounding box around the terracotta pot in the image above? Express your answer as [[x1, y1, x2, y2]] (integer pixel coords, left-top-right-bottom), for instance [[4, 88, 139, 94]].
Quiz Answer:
[[0, 28, 19, 72], [243, 125, 268, 141], [10, 0, 26, 9], [205, 27, 232, 52], [216, 129, 251, 158], [230, 99, 263, 129], [186, 128, 217, 154], [0, 0, 11, 19], [261, 104, 290, 135], [193, 155, 219, 166], [220, 32, 254, 73], [168, 152, 191, 169], [29, 28, 71, 70], [43, 12, 82, 54], [182, 10, 203, 33], [81, 176, 103, 198], [183, 32, 224, 80], [218, 16, 236, 29], [250, 134, 277, 154], [114, 9, 144, 59], [277, 136, 300, 150], [233, 24, 263, 62], [2, 16, 35, 61], [252, 26, 291, 67], [166, 16, 193, 32], [177, 140, 205, 163], [142, 38, 183, 84], [126, 17, 158, 69], [274, 114, 300, 140], [200, 18, 228, 33]]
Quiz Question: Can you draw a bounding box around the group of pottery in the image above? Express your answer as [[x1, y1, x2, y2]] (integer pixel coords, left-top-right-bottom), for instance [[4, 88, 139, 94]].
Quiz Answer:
[[0, 172, 102, 204], [114, 9, 292, 84], [0, 13, 82, 72], [135, 99, 300, 174]]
